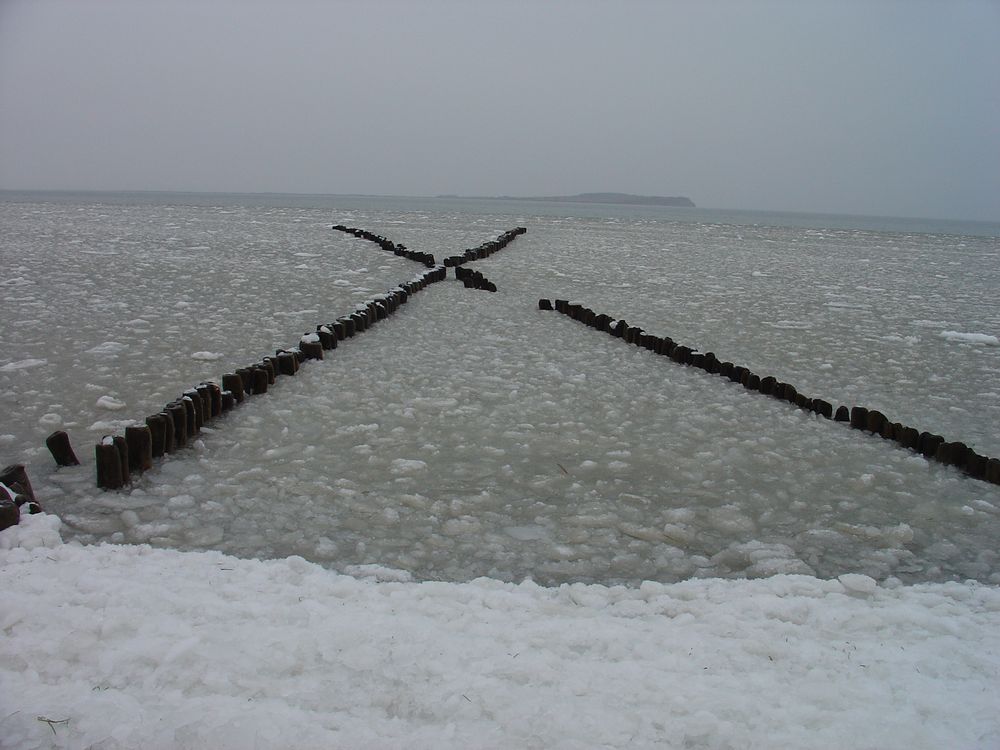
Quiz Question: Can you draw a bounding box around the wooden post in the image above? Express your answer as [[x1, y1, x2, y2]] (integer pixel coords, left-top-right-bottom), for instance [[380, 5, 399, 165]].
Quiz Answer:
[[277, 352, 297, 375], [184, 390, 204, 430], [166, 402, 188, 448], [0, 492, 18, 532], [125, 425, 153, 473], [160, 409, 175, 452], [0, 464, 35, 503], [96, 438, 124, 490], [113, 436, 130, 486], [181, 396, 197, 436], [251, 367, 269, 394], [207, 382, 223, 417], [45, 430, 80, 466], [222, 374, 245, 403], [196, 384, 213, 419], [146, 414, 167, 458]]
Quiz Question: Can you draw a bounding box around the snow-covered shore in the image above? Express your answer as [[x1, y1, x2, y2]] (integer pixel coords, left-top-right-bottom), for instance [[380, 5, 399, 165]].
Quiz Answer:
[[2, 514, 998, 749]]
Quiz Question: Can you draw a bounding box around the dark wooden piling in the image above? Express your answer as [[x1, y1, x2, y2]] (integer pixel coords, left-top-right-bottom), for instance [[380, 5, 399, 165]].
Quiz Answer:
[[299, 338, 324, 360], [251, 367, 269, 394], [45, 430, 80, 466], [125, 425, 153, 473], [277, 352, 297, 376], [114, 435, 130, 486], [759, 376, 777, 396], [184, 390, 204, 430], [0, 494, 17, 531], [850, 406, 869, 430], [207, 382, 223, 417], [166, 402, 188, 448], [918, 432, 944, 458], [222, 374, 245, 403], [96, 439, 124, 490], [146, 414, 167, 458], [181, 397, 197, 436], [0, 464, 35, 503]]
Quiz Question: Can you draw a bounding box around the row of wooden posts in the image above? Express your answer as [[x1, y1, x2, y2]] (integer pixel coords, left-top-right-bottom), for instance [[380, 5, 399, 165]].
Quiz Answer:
[[442, 227, 527, 267], [87, 266, 449, 491], [87, 224, 532, 491], [455, 266, 498, 292], [331, 225, 437, 267], [540, 298, 1000, 486], [1, 224, 531, 527]]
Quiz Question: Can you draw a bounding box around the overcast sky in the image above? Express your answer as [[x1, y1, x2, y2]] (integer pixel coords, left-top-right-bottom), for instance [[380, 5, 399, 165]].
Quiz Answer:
[[0, 0, 997, 220]]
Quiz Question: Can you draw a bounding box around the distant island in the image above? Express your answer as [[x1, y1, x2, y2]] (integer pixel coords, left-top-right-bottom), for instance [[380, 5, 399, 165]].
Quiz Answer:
[[438, 192, 696, 208]]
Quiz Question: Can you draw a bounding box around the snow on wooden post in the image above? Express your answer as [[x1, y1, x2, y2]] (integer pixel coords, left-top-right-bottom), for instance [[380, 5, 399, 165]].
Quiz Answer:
[[96, 437, 125, 490], [299, 333, 324, 360], [45, 430, 80, 466], [0, 464, 35, 505], [276, 352, 297, 376], [181, 396, 198, 436]]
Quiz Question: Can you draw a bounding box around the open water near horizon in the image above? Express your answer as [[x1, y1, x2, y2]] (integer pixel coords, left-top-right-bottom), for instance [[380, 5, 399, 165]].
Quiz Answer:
[[1, 191, 998, 585]]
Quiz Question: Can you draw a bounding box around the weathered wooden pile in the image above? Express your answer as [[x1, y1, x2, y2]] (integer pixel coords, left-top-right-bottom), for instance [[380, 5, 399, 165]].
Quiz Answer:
[[0, 463, 43, 531], [540, 298, 1000, 486]]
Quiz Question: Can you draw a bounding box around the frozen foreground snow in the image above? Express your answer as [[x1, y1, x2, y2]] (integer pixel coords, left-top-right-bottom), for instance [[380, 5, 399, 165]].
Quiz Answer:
[[2, 514, 999, 750]]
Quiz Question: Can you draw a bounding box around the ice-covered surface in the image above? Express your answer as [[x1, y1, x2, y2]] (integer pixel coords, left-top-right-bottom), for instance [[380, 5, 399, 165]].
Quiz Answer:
[[2, 515, 999, 750], [1, 194, 999, 585]]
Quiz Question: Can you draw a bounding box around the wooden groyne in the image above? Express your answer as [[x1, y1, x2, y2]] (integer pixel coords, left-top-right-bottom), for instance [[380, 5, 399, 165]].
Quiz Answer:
[[331, 225, 437, 267], [442, 227, 526, 267], [88, 265, 448, 490], [540, 298, 1000, 486], [76, 224, 531, 491]]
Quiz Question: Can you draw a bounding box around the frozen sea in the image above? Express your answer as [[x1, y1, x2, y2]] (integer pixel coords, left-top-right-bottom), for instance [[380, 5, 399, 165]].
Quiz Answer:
[[2, 191, 999, 586]]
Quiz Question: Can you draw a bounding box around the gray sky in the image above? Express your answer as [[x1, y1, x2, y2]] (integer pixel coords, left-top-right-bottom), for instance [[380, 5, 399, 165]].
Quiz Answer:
[[1, 0, 997, 220]]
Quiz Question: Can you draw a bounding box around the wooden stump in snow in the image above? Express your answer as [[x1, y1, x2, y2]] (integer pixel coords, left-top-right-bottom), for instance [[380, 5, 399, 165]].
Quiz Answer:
[[125, 425, 153, 473], [251, 367, 269, 394], [166, 402, 188, 448], [222, 374, 246, 403], [45, 430, 80, 466], [0, 494, 18, 531], [96, 438, 125, 490], [146, 414, 168, 458]]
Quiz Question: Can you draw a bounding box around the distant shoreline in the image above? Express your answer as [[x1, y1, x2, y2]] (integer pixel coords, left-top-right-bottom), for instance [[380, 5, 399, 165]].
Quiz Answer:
[[438, 192, 696, 208]]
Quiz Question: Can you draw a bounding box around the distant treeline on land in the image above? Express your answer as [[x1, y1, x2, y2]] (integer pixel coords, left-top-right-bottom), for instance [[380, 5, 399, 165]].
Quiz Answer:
[[438, 192, 696, 208]]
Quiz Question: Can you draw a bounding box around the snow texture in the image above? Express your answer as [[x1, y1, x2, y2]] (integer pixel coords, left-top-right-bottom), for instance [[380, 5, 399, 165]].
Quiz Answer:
[[1, 515, 999, 750]]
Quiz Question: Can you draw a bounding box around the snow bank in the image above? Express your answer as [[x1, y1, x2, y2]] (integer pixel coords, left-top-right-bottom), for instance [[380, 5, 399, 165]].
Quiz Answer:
[[2, 516, 998, 750]]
